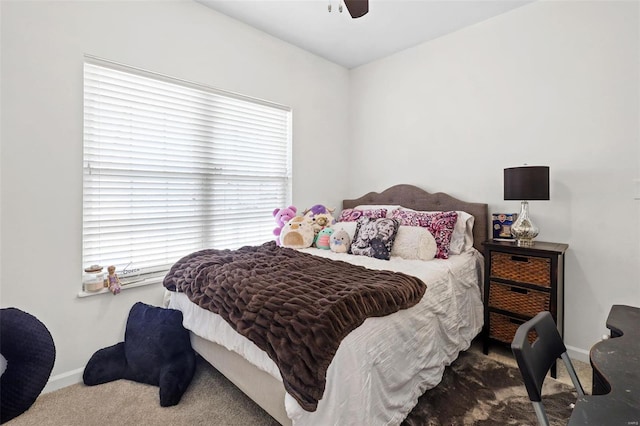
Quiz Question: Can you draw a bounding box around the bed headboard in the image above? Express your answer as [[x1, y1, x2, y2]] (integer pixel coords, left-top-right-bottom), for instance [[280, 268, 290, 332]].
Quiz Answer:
[[342, 184, 489, 253]]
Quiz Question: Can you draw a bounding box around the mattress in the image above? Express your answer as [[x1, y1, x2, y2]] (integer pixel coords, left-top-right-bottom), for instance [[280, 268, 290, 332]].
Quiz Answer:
[[168, 248, 484, 425]]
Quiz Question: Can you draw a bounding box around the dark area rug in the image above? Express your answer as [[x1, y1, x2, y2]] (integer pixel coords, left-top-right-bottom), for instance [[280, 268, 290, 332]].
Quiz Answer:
[[403, 350, 577, 426]]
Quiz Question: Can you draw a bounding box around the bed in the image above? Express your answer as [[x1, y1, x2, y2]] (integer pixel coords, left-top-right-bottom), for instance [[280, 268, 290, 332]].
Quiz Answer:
[[164, 184, 488, 425]]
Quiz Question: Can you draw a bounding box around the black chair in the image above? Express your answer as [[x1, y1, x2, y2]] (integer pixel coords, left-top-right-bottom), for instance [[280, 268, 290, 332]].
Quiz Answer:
[[511, 311, 585, 426]]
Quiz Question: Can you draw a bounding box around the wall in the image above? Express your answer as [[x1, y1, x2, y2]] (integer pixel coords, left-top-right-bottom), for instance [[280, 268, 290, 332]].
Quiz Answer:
[[2, 0, 638, 393], [348, 0, 640, 359], [0, 0, 349, 390]]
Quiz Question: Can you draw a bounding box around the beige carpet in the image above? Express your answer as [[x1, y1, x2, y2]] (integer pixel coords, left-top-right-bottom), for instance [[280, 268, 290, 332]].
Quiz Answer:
[[7, 356, 279, 426], [6, 341, 591, 426]]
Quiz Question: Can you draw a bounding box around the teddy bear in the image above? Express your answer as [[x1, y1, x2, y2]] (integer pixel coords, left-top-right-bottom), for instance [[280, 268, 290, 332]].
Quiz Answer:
[[303, 205, 336, 237], [273, 206, 297, 246]]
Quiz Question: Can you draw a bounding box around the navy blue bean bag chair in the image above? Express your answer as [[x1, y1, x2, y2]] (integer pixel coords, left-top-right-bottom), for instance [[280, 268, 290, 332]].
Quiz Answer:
[[83, 302, 196, 407], [0, 308, 56, 424]]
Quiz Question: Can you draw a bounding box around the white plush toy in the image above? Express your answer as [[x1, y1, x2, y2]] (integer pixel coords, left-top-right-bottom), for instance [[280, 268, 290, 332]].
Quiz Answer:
[[329, 229, 351, 253], [280, 216, 315, 249]]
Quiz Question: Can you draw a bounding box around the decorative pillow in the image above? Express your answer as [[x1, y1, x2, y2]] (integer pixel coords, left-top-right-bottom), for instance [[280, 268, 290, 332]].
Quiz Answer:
[[390, 209, 458, 259], [390, 226, 437, 260], [350, 217, 400, 260], [337, 208, 387, 222], [354, 204, 402, 217], [393, 208, 474, 255], [83, 302, 196, 407], [0, 308, 56, 424]]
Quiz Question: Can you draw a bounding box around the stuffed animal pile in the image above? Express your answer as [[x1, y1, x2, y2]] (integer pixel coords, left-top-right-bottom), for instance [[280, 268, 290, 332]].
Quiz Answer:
[[0, 308, 56, 423], [273, 203, 345, 252]]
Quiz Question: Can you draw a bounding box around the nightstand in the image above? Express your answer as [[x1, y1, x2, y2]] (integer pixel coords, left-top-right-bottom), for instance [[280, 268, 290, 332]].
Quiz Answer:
[[482, 240, 568, 377]]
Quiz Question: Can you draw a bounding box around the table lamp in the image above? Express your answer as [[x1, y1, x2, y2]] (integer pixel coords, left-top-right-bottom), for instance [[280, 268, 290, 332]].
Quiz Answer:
[[504, 166, 550, 246]]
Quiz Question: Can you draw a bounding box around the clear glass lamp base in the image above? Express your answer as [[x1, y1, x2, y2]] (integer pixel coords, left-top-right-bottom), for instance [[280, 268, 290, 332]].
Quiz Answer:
[[511, 201, 539, 246]]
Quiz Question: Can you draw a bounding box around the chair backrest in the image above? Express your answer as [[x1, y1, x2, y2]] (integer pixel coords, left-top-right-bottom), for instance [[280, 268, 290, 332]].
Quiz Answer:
[[511, 311, 567, 402]]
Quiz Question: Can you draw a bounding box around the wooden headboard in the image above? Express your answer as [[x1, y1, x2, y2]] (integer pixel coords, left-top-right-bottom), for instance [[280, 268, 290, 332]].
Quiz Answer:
[[343, 184, 489, 253]]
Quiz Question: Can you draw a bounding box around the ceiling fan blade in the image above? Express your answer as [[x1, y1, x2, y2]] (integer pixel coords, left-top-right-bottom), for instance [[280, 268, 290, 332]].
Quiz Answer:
[[344, 0, 368, 18]]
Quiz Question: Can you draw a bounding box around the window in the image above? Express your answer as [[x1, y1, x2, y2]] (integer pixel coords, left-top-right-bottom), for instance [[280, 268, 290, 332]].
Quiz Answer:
[[83, 57, 292, 286]]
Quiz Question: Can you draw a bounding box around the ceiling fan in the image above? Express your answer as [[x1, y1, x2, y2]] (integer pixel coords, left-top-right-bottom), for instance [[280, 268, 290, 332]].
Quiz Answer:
[[329, 0, 369, 18], [344, 0, 368, 18]]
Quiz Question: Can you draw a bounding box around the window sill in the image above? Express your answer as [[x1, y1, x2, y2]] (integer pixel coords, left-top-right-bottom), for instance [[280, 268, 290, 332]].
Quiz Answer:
[[77, 276, 163, 298]]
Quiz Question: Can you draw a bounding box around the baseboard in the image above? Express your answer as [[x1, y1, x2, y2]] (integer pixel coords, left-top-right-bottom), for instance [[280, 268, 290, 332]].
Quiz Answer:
[[565, 345, 590, 364], [43, 367, 84, 394]]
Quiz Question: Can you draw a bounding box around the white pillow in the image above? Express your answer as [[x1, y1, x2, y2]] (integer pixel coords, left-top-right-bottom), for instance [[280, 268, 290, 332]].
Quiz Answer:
[[331, 221, 357, 241], [396, 207, 474, 255], [390, 226, 437, 261], [450, 211, 475, 255]]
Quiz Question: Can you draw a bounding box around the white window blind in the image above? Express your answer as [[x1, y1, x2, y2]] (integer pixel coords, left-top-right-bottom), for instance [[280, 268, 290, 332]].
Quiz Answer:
[[83, 57, 292, 282]]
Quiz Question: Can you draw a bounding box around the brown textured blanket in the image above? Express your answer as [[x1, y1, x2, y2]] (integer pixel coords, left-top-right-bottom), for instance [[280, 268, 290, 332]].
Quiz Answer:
[[163, 241, 426, 411]]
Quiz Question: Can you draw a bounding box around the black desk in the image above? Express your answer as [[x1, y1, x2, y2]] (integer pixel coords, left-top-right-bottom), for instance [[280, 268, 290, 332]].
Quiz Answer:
[[568, 305, 640, 425]]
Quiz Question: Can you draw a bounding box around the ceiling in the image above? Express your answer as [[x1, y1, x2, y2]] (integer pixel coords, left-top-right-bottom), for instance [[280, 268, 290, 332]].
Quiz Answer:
[[196, 0, 534, 69]]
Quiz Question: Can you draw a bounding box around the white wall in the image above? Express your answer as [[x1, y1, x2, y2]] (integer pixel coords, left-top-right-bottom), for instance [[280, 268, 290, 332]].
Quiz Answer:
[[348, 0, 640, 359], [0, 0, 349, 389], [2, 0, 638, 392]]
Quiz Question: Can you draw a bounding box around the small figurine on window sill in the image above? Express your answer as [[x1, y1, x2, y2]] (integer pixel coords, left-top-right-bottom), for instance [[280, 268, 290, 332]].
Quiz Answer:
[[107, 265, 121, 295]]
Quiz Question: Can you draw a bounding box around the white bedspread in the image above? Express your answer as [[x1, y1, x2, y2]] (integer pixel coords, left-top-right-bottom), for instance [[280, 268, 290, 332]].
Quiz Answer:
[[169, 249, 484, 425]]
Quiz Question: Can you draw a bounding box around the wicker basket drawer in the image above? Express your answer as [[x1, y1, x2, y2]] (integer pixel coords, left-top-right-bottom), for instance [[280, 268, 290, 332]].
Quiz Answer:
[[490, 252, 551, 287], [489, 312, 537, 344], [488, 282, 550, 317]]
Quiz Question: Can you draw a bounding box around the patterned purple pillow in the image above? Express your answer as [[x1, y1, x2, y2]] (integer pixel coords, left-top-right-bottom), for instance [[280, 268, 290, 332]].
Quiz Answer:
[[390, 209, 458, 259], [337, 208, 387, 222]]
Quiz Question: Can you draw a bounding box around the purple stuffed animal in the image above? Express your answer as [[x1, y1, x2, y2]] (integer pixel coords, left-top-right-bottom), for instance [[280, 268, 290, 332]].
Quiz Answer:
[[303, 205, 336, 236], [303, 204, 334, 217], [273, 206, 297, 246]]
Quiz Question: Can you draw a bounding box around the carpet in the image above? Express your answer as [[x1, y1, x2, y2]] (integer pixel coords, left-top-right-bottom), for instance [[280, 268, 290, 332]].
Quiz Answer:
[[403, 350, 577, 426], [7, 350, 577, 425]]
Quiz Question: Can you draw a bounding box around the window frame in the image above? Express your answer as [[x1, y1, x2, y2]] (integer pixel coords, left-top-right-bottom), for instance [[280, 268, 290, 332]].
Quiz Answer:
[[81, 56, 292, 296]]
